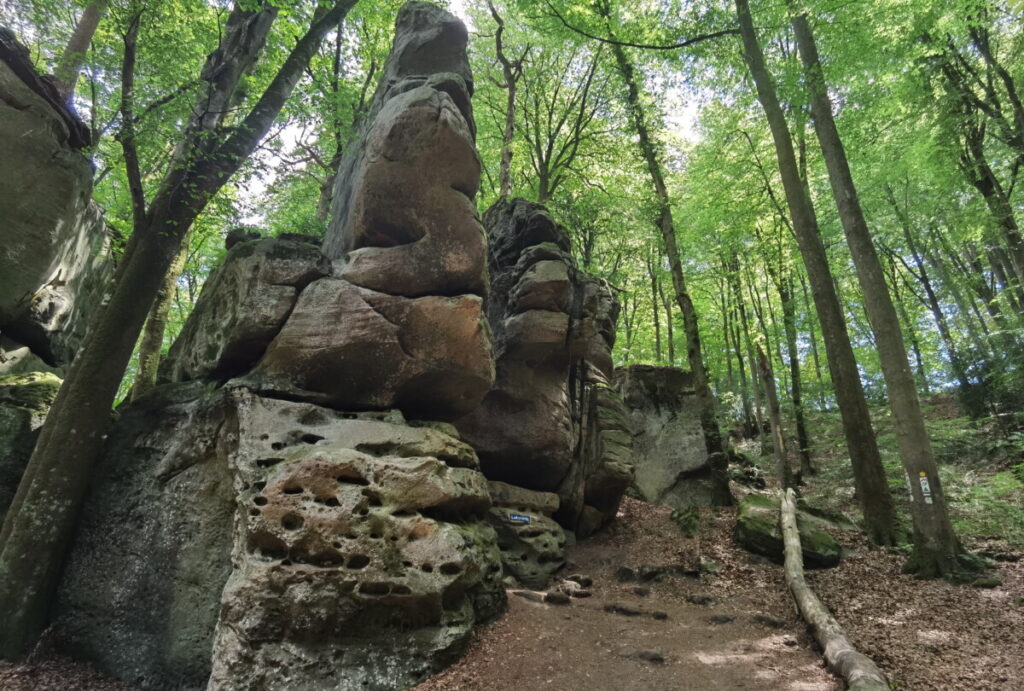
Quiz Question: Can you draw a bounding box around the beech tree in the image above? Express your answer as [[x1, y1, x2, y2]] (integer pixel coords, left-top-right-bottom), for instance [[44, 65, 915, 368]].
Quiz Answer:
[[787, 4, 977, 576], [733, 0, 898, 545]]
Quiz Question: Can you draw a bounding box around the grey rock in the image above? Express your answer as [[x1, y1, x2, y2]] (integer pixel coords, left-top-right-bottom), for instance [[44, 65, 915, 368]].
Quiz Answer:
[[161, 237, 330, 383], [616, 365, 732, 509], [455, 199, 633, 534], [486, 483, 565, 589], [56, 387, 506, 690], [0, 55, 115, 367], [733, 493, 842, 568]]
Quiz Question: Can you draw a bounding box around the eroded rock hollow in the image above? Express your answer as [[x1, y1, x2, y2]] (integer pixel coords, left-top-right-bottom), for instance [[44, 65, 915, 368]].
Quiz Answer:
[[55, 5, 506, 689]]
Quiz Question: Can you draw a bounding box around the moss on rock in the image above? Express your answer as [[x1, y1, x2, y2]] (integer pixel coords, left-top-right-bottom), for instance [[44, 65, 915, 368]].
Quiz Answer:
[[734, 493, 842, 568], [0, 371, 62, 412]]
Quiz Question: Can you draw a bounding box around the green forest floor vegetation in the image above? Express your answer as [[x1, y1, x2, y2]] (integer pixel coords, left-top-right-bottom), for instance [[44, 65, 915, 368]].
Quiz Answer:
[[748, 393, 1024, 565]]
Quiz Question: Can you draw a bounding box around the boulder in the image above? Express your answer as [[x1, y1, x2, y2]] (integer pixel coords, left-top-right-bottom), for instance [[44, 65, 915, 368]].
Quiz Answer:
[[0, 371, 61, 521], [455, 199, 633, 534], [616, 364, 732, 509], [733, 493, 842, 568], [56, 387, 505, 690], [160, 237, 330, 383], [0, 42, 114, 368], [486, 482, 565, 588], [249, 278, 494, 421]]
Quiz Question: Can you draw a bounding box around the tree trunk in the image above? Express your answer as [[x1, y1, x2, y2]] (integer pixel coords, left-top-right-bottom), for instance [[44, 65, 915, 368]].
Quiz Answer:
[[647, 250, 662, 361], [0, 1, 359, 659], [735, 0, 897, 545], [129, 240, 189, 401], [789, 8, 972, 576], [608, 40, 723, 455], [758, 346, 792, 488], [780, 489, 890, 690], [54, 0, 108, 102], [658, 275, 675, 365], [779, 275, 814, 476], [487, 0, 523, 199], [886, 189, 972, 393]]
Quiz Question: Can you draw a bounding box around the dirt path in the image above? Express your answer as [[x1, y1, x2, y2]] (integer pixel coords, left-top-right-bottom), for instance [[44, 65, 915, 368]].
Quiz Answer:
[[417, 498, 839, 691]]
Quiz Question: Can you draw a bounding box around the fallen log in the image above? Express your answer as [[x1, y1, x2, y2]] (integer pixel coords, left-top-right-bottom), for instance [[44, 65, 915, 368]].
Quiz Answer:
[[780, 488, 889, 690]]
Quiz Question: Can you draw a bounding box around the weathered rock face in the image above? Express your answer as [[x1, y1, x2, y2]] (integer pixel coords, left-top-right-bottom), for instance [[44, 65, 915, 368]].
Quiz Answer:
[[0, 30, 114, 530], [617, 365, 732, 509], [56, 388, 505, 690], [57, 5, 504, 689], [486, 481, 565, 589], [456, 199, 633, 537], [0, 371, 61, 521], [250, 278, 493, 420], [160, 237, 330, 383], [0, 33, 114, 370]]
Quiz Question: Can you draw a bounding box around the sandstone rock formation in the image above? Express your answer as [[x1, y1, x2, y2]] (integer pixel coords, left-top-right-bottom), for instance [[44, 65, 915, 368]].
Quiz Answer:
[[486, 481, 565, 589], [159, 237, 330, 383], [0, 30, 114, 371], [244, 1, 491, 420], [56, 5, 505, 689], [456, 199, 633, 538], [0, 29, 114, 532], [617, 364, 732, 509], [56, 389, 505, 689]]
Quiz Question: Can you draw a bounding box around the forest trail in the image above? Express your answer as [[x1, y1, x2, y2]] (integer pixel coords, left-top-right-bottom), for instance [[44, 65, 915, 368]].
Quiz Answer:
[[417, 498, 839, 691]]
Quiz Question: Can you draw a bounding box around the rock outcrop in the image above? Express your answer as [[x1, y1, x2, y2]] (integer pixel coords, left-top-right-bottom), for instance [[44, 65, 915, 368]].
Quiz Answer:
[[56, 389, 505, 690], [243, 2, 491, 420], [0, 29, 114, 529], [56, 5, 505, 689], [456, 199, 633, 538], [0, 30, 114, 371], [617, 365, 732, 509]]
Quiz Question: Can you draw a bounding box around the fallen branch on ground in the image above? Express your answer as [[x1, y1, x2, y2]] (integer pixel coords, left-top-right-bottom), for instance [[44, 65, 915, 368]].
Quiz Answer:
[[780, 488, 889, 690]]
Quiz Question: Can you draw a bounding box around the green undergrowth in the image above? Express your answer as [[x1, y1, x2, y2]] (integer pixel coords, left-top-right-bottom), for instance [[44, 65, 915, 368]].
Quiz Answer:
[[771, 395, 1024, 552]]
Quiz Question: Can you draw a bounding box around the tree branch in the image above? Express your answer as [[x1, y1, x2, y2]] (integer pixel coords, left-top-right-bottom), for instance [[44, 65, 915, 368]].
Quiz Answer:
[[543, 0, 736, 51]]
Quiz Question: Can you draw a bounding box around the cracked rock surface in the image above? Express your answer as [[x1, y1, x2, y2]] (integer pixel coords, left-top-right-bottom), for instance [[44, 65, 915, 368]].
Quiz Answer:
[[617, 365, 732, 510], [455, 199, 634, 536]]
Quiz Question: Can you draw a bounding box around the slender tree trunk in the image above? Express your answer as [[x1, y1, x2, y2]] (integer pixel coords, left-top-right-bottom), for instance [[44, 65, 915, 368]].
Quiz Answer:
[[129, 240, 189, 400], [887, 189, 972, 392], [0, 1, 359, 658], [658, 276, 675, 365], [735, 0, 897, 545], [758, 345, 792, 488], [790, 9, 972, 576], [488, 0, 524, 199], [799, 271, 827, 409], [647, 251, 662, 361], [608, 40, 723, 455], [54, 0, 108, 102], [779, 274, 814, 476]]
